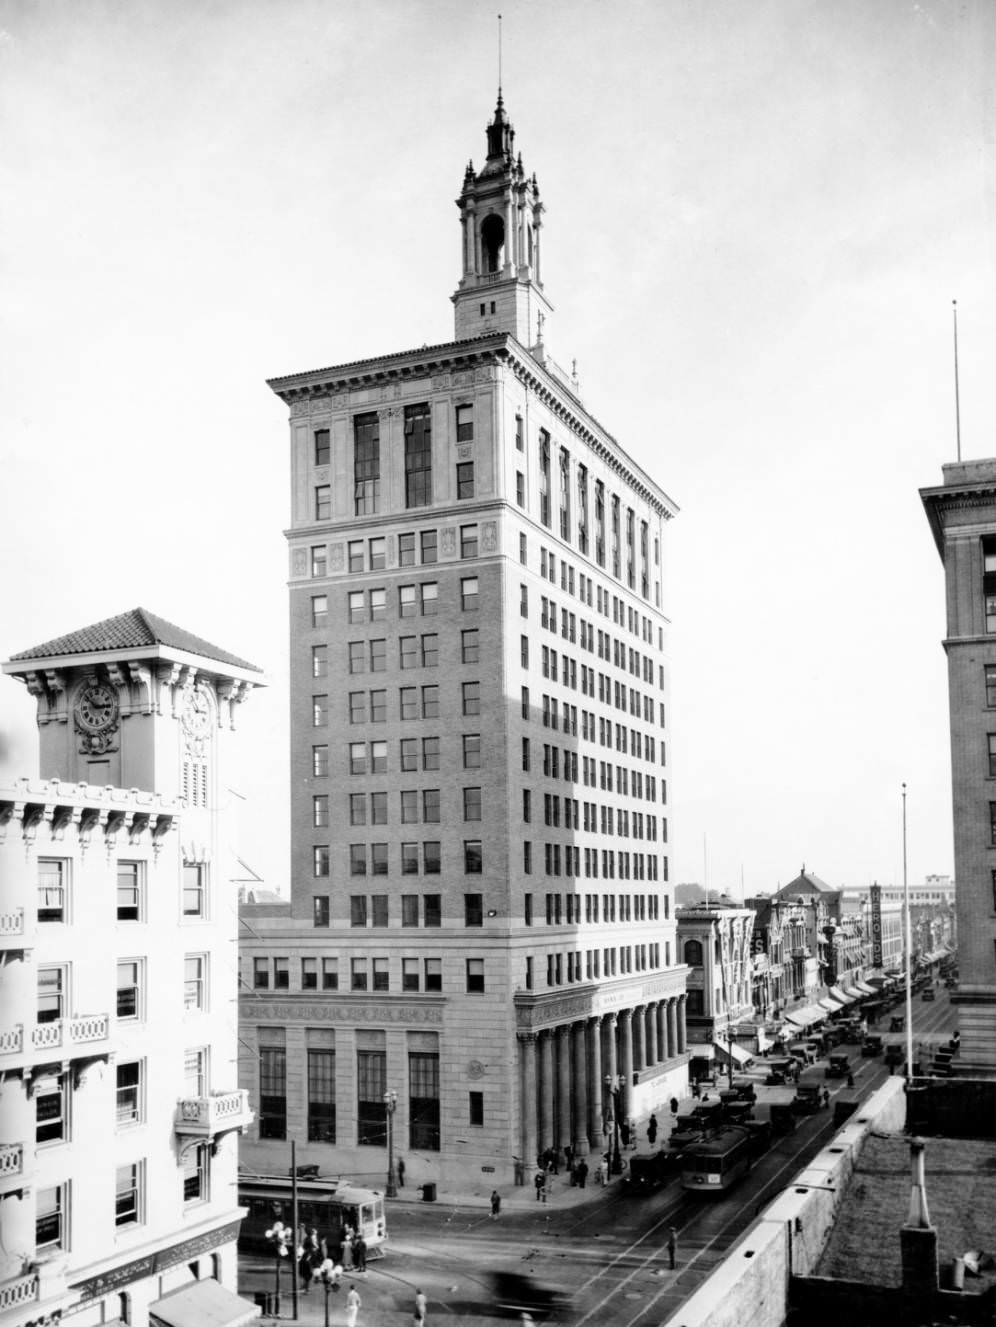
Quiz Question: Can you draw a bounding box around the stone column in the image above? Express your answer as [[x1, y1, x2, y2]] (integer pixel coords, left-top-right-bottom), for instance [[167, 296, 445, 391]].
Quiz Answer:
[[518, 1033, 537, 1178], [587, 1016, 604, 1151], [619, 1009, 634, 1118], [604, 1013, 618, 1083], [538, 1029, 554, 1157], [677, 995, 688, 1053], [572, 1021, 589, 1156], [667, 998, 678, 1061], [657, 1000, 668, 1060], [556, 1026, 571, 1163], [645, 1003, 658, 1065], [631, 1004, 644, 1075]]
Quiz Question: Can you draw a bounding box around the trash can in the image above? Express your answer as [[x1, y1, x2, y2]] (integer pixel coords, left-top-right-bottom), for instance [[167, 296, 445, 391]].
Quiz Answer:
[[421, 1181, 437, 1202]]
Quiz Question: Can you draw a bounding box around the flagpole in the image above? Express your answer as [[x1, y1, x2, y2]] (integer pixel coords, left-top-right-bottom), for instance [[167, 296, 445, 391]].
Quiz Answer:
[[953, 300, 961, 462]]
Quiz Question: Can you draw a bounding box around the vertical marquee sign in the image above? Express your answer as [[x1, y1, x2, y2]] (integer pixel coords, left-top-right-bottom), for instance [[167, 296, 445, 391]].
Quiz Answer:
[[869, 883, 883, 969]]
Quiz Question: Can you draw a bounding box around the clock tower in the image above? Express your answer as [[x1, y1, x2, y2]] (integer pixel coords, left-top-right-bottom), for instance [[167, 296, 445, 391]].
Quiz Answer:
[[2, 607, 263, 822]]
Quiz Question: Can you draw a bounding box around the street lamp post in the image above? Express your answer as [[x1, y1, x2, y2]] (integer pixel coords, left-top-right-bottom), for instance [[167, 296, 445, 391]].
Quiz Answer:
[[604, 1074, 622, 1175], [264, 1219, 290, 1316], [316, 1258, 341, 1327], [384, 1089, 399, 1198]]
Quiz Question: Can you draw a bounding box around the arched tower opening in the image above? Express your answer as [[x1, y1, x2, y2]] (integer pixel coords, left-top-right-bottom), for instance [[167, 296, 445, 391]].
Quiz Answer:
[[481, 213, 505, 273]]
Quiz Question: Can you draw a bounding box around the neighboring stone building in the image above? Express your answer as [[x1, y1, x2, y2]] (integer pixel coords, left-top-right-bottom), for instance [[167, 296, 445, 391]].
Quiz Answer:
[[921, 458, 996, 1073], [239, 92, 687, 1190], [676, 899, 755, 1076], [0, 609, 261, 1327]]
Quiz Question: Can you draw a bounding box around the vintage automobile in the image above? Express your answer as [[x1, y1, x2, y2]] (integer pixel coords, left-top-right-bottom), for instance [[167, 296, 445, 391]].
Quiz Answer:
[[922, 987, 936, 1001], [769, 1102, 797, 1134], [791, 1081, 824, 1115], [764, 1056, 795, 1085], [861, 1034, 884, 1057], [787, 1042, 818, 1066], [825, 1052, 851, 1079]]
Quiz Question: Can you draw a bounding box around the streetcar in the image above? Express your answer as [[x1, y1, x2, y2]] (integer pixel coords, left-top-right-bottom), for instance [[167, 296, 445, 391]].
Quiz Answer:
[[680, 1125, 762, 1194], [237, 1170, 387, 1257]]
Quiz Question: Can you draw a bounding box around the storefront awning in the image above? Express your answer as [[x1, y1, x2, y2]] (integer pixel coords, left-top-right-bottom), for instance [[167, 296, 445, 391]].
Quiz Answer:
[[714, 1040, 754, 1067], [829, 986, 855, 1005], [784, 1003, 826, 1029], [854, 980, 878, 995], [817, 996, 845, 1013], [150, 1280, 261, 1327]]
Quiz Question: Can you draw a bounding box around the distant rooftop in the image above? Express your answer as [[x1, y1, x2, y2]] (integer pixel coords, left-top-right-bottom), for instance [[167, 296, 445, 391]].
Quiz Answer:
[[8, 607, 262, 674], [772, 868, 836, 900]]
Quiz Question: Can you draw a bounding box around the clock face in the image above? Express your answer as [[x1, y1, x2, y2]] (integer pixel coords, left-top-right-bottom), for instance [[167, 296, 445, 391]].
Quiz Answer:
[[76, 683, 118, 734], [182, 686, 213, 739]]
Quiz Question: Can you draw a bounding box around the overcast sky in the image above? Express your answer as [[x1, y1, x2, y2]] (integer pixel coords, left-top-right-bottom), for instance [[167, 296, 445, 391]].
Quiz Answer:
[[2, 0, 994, 897]]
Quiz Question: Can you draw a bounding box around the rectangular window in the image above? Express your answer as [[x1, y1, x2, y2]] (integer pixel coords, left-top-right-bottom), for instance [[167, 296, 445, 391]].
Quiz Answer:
[[36, 1073, 67, 1144], [461, 525, 479, 559], [462, 628, 479, 664], [253, 958, 269, 990], [351, 958, 368, 991], [403, 957, 420, 991], [182, 862, 205, 917], [423, 789, 441, 823], [399, 532, 416, 565], [421, 633, 439, 667], [989, 734, 996, 778], [463, 734, 481, 768], [301, 957, 317, 990], [370, 689, 387, 723], [401, 843, 419, 876], [425, 957, 442, 991], [348, 540, 364, 573], [314, 845, 330, 877], [405, 403, 432, 508], [184, 955, 206, 1010], [115, 861, 141, 922], [308, 1048, 336, 1143], [465, 894, 483, 926], [463, 787, 482, 820], [313, 694, 328, 727], [117, 960, 141, 1020], [354, 412, 380, 515], [464, 840, 483, 874], [422, 734, 440, 767], [311, 544, 327, 578], [322, 958, 339, 989], [370, 639, 386, 671], [466, 958, 485, 993], [516, 471, 525, 506], [116, 1061, 142, 1126], [115, 1161, 142, 1228], [183, 1143, 209, 1204], [399, 584, 417, 618], [369, 537, 386, 571], [315, 485, 331, 520], [371, 843, 388, 876], [350, 846, 367, 878], [463, 681, 481, 715], [456, 461, 475, 499], [520, 532, 527, 564], [424, 843, 441, 876], [986, 665, 996, 707], [259, 1044, 287, 1139], [36, 1184, 66, 1251], [456, 402, 474, 441], [402, 893, 419, 924], [313, 744, 329, 777], [421, 529, 438, 564], [349, 690, 367, 724], [461, 577, 479, 611], [312, 644, 328, 680], [314, 428, 330, 466], [409, 1051, 441, 1151], [38, 859, 66, 922], [400, 635, 417, 669], [357, 1049, 386, 1145], [312, 594, 328, 628], [314, 895, 330, 927], [990, 802, 996, 848]]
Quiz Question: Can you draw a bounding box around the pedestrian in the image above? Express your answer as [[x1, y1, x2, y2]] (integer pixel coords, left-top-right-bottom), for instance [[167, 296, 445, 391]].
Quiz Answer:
[[647, 1113, 658, 1146], [345, 1283, 361, 1327], [821, 1087, 830, 1109], [490, 1190, 501, 1219], [564, 1143, 574, 1170], [342, 1226, 354, 1269], [669, 1097, 679, 1118], [534, 1170, 546, 1202], [666, 1227, 677, 1270], [597, 1155, 609, 1186], [414, 1287, 428, 1324], [691, 1080, 701, 1099], [398, 1157, 406, 1188], [620, 1121, 630, 1147], [353, 1233, 367, 1272], [846, 1071, 855, 1088], [298, 1244, 314, 1294], [576, 1159, 588, 1189]]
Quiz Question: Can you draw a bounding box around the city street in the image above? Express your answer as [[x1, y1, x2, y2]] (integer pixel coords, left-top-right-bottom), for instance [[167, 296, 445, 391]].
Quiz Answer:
[[238, 987, 956, 1326]]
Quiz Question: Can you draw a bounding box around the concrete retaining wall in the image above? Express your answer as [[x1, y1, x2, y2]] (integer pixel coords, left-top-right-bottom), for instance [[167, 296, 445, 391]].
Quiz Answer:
[[660, 1077, 906, 1327]]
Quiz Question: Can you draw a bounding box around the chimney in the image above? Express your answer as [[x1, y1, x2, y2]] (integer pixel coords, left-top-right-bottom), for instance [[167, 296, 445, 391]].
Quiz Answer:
[[900, 1137, 938, 1303]]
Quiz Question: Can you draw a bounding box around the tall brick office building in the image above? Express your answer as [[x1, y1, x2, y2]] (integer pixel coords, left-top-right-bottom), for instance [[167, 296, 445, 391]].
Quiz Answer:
[[239, 94, 688, 1188], [922, 459, 996, 1074]]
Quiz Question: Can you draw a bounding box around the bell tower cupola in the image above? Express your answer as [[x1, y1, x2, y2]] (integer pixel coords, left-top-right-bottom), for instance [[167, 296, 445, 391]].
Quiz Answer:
[[452, 92, 553, 347]]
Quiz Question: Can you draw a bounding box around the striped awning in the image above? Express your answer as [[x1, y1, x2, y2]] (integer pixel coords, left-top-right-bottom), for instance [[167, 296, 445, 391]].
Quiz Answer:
[[829, 986, 855, 1005], [817, 996, 845, 1013], [854, 980, 878, 995], [784, 1003, 826, 1029]]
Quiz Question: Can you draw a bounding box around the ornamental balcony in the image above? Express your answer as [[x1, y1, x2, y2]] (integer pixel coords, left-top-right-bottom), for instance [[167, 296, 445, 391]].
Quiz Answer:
[[0, 1143, 24, 1197], [0, 908, 26, 941], [0, 1014, 109, 1069], [0, 1270, 39, 1315], [174, 1089, 254, 1153]]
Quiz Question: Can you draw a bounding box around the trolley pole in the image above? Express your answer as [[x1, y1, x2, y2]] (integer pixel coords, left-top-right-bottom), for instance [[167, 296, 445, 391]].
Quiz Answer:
[[902, 784, 915, 1078]]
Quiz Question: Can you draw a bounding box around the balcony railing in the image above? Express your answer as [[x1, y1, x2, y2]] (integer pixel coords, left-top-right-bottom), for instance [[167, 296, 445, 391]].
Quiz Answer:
[[0, 1270, 39, 1313], [0, 1026, 23, 1056], [174, 1089, 254, 1139], [0, 909, 24, 939], [0, 1143, 23, 1190]]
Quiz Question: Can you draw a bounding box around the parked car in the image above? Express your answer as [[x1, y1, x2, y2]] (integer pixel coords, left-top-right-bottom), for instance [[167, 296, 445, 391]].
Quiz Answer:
[[861, 1034, 884, 1057], [787, 1042, 817, 1065], [825, 1052, 851, 1079], [884, 1045, 904, 1068], [764, 1056, 795, 1085], [792, 1082, 823, 1115], [922, 988, 936, 1001]]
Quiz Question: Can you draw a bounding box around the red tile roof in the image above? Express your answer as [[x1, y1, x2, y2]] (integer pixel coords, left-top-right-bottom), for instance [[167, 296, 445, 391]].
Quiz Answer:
[[9, 608, 261, 673]]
